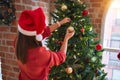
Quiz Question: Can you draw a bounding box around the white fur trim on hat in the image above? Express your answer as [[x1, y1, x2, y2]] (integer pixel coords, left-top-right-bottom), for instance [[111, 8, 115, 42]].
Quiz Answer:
[[36, 34, 43, 41], [18, 24, 43, 41], [18, 24, 36, 36]]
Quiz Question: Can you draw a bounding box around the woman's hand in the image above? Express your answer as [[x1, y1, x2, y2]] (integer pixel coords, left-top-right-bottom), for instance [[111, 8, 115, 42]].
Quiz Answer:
[[60, 27, 75, 53], [49, 17, 71, 32], [59, 17, 71, 25]]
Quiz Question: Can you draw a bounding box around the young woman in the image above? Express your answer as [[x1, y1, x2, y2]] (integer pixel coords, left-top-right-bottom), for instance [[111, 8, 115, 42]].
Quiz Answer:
[[15, 8, 75, 80]]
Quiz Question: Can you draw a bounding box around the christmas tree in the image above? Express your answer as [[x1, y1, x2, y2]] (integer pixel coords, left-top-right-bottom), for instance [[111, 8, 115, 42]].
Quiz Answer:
[[47, 0, 107, 80]]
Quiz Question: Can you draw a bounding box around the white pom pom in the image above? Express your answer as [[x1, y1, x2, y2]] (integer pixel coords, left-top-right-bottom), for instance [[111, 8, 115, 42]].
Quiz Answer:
[[36, 34, 43, 41]]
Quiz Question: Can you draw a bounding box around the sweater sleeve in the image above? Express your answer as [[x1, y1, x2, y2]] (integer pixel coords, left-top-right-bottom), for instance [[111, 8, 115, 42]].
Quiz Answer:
[[42, 26, 51, 39], [48, 50, 66, 67]]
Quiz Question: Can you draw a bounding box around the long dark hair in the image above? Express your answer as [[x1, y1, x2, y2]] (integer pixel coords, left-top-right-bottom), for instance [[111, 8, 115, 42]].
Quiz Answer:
[[16, 32, 42, 64]]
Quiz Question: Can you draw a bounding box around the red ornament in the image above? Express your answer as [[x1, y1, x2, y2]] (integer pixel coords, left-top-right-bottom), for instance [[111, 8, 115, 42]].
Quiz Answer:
[[117, 52, 120, 60], [82, 10, 89, 16], [80, 27, 85, 33], [96, 44, 102, 51]]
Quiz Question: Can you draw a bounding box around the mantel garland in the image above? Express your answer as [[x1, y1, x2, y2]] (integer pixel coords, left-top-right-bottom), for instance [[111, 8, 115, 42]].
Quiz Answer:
[[0, 0, 16, 25]]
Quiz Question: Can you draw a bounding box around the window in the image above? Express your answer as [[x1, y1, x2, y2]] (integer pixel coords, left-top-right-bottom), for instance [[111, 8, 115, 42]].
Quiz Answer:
[[102, 0, 120, 80], [115, 19, 120, 26], [112, 70, 120, 80], [115, 7, 120, 26]]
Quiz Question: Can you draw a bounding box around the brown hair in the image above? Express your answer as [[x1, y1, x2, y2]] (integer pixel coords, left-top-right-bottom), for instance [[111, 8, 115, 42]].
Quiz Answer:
[[15, 32, 42, 64]]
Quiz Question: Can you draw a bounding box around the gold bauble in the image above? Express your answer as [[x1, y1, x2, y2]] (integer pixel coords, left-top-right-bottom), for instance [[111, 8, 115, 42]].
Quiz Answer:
[[68, 26, 74, 33], [65, 67, 73, 74], [61, 4, 68, 11], [77, 0, 83, 4]]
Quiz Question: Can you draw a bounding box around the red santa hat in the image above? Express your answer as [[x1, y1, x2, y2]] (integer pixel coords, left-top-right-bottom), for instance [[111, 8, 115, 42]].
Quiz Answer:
[[18, 8, 46, 41]]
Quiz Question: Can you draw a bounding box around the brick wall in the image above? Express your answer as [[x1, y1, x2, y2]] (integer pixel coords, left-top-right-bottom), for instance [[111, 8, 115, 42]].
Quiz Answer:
[[86, 0, 111, 40], [0, 0, 110, 80]]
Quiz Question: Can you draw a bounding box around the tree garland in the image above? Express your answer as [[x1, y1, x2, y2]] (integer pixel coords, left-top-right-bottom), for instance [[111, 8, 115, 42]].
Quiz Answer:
[[0, 0, 16, 25]]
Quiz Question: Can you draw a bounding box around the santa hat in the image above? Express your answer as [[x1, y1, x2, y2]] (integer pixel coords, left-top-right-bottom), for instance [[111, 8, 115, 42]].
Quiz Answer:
[[18, 8, 46, 41]]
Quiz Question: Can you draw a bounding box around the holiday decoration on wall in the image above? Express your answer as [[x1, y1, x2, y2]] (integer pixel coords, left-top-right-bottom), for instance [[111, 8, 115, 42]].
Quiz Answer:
[[47, 0, 107, 80], [0, 0, 16, 25]]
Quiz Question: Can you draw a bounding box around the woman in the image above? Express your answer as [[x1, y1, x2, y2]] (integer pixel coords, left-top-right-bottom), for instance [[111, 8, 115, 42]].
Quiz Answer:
[[15, 8, 75, 80]]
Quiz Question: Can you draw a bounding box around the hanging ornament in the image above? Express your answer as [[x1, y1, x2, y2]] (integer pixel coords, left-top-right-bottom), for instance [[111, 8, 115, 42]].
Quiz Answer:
[[61, 4, 68, 11], [68, 26, 74, 33], [89, 27, 93, 31], [117, 51, 120, 60], [95, 44, 102, 51], [77, 0, 83, 4], [82, 10, 89, 16], [80, 19, 85, 22], [65, 67, 73, 74], [80, 27, 85, 33], [91, 57, 97, 62], [52, 38, 55, 41]]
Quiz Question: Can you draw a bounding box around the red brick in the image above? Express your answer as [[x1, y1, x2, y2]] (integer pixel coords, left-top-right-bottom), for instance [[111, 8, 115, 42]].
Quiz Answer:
[[0, 40, 1, 45], [0, 46, 9, 52], [13, 66, 19, 72], [2, 40, 5, 45], [11, 20, 17, 26], [14, 0, 21, 3], [3, 33, 16, 40], [2, 64, 12, 71], [92, 3, 101, 7], [5, 59, 17, 66], [0, 52, 5, 57], [90, 0, 103, 2], [15, 4, 25, 11], [96, 28, 101, 33], [0, 27, 10, 32], [88, 8, 94, 12], [7, 70, 19, 78], [6, 53, 14, 59], [6, 40, 14, 46], [10, 47, 15, 53], [39, 3, 46, 7], [0, 33, 2, 38], [2, 75, 6, 80], [15, 12, 21, 19], [25, 6, 32, 10], [1, 57, 5, 63], [41, 0, 49, 2], [6, 76, 18, 80], [95, 19, 101, 23], [22, 0, 36, 6]]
